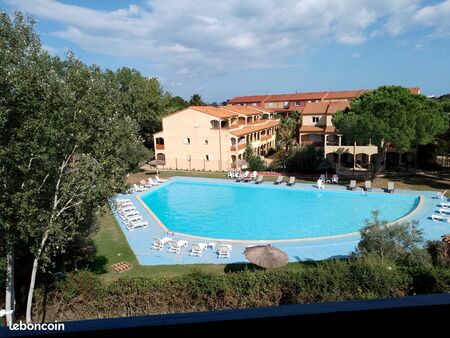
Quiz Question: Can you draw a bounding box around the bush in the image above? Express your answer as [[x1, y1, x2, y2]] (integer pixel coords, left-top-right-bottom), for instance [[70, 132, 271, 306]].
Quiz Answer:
[[426, 240, 450, 267], [356, 211, 430, 266], [285, 146, 324, 173]]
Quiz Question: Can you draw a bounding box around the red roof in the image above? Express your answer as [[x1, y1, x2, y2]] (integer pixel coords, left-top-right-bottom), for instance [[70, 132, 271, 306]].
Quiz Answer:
[[230, 120, 280, 137], [302, 101, 350, 115], [228, 87, 420, 104], [190, 106, 237, 118], [219, 105, 261, 116], [299, 125, 336, 133]]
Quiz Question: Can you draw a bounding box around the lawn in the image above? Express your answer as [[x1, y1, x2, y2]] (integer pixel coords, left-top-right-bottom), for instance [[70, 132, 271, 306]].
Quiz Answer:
[[92, 169, 449, 281]]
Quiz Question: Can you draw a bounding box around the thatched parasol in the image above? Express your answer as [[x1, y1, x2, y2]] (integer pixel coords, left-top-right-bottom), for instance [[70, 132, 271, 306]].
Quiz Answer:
[[148, 159, 165, 175], [244, 245, 288, 269]]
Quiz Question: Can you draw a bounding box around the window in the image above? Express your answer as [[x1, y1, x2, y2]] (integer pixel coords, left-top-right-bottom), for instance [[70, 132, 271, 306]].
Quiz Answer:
[[312, 116, 320, 123], [182, 137, 190, 144], [204, 138, 208, 145], [205, 155, 210, 161], [295, 101, 300, 106], [210, 120, 220, 129], [268, 102, 274, 108]]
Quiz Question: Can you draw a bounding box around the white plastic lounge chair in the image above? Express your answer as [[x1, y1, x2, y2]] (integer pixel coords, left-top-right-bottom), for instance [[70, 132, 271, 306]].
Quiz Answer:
[[348, 180, 356, 190], [119, 205, 137, 213], [155, 175, 167, 183], [364, 180, 372, 192], [440, 202, 450, 209], [437, 190, 448, 200], [439, 208, 450, 215], [125, 215, 143, 224], [252, 171, 258, 179], [432, 214, 450, 222], [255, 175, 264, 184], [387, 181, 395, 193], [332, 174, 339, 184], [316, 179, 324, 189], [227, 171, 234, 178], [127, 220, 148, 231], [190, 243, 208, 257], [217, 245, 232, 259], [133, 184, 147, 192], [116, 199, 132, 206], [274, 176, 284, 185], [119, 210, 139, 219], [287, 177, 296, 186], [319, 174, 326, 181], [236, 171, 249, 182], [151, 237, 173, 250], [167, 240, 188, 254], [148, 178, 161, 186]]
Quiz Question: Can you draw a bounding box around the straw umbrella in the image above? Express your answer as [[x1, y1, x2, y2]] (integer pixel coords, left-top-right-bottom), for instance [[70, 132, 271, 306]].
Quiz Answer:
[[148, 159, 165, 175], [244, 245, 288, 269]]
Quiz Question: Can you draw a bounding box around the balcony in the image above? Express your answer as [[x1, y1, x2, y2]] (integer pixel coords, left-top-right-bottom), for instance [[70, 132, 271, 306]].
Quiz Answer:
[[260, 134, 272, 142], [231, 143, 247, 151], [155, 144, 165, 150], [302, 141, 323, 147]]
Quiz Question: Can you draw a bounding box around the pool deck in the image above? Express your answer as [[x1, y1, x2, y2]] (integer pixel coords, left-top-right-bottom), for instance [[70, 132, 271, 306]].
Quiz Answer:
[[111, 176, 450, 266]]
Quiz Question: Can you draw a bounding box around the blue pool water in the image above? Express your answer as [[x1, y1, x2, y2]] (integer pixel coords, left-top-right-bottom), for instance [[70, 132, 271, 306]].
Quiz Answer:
[[140, 180, 420, 241]]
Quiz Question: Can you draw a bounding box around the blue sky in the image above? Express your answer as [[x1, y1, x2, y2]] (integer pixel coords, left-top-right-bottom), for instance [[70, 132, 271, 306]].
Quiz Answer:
[[1, 0, 450, 102]]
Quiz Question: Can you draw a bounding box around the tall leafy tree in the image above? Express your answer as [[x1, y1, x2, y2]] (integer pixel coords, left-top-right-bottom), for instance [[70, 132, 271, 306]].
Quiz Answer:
[[333, 86, 448, 179], [1, 12, 142, 322]]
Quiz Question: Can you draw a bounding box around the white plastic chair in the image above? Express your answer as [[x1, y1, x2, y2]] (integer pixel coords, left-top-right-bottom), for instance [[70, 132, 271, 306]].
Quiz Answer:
[[190, 243, 208, 257], [167, 240, 188, 254], [151, 237, 172, 250]]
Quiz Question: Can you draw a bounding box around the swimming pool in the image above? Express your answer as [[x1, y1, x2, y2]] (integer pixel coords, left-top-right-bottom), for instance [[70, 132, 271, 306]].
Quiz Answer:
[[139, 180, 420, 241]]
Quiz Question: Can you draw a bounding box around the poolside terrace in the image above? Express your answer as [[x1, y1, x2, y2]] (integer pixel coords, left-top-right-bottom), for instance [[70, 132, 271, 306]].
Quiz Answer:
[[111, 176, 450, 266]]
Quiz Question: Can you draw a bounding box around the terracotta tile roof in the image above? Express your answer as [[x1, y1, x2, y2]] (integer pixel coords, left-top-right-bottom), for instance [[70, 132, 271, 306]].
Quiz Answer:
[[299, 125, 326, 133], [220, 105, 261, 116], [230, 120, 280, 137], [228, 87, 420, 104], [302, 100, 350, 115], [228, 95, 270, 104], [324, 126, 336, 133], [190, 106, 237, 118], [246, 106, 274, 114]]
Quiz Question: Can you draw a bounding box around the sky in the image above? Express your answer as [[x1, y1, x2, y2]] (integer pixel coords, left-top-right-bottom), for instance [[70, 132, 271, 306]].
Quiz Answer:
[[1, 0, 450, 102]]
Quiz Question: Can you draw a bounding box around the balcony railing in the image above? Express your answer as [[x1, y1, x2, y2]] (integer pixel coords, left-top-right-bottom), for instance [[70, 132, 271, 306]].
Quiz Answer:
[[260, 135, 272, 142], [155, 144, 165, 150], [301, 141, 324, 146], [231, 143, 247, 151]]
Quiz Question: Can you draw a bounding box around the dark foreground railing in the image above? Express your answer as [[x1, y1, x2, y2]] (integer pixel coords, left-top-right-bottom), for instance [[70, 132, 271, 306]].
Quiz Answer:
[[2, 293, 450, 337]]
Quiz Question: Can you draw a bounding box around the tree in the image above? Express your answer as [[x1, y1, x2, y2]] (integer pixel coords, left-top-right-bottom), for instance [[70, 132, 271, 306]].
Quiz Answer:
[[167, 96, 189, 113], [356, 211, 429, 265], [285, 145, 324, 173], [0, 12, 142, 323], [189, 94, 206, 106], [243, 145, 266, 171], [333, 86, 448, 179], [275, 111, 300, 169]]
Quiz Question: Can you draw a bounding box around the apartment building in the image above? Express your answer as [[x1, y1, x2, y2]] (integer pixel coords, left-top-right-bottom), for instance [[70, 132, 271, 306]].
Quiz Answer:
[[153, 106, 279, 171], [300, 100, 417, 171], [228, 88, 420, 116]]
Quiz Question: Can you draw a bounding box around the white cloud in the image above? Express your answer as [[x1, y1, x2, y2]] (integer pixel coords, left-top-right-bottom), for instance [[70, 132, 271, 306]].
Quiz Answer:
[[6, 0, 450, 90]]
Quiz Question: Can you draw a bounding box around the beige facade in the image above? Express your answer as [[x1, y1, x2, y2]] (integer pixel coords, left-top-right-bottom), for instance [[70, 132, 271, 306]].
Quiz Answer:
[[299, 101, 417, 171], [154, 106, 279, 171]]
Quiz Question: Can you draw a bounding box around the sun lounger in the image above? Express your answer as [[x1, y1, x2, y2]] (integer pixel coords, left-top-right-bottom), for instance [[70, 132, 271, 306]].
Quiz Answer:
[[190, 243, 208, 257], [332, 174, 339, 183], [439, 208, 450, 215], [116, 198, 132, 206], [440, 202, 450, 209], [236, 171, 249, 182], [255, 175, 264, 184], [148, 178, 160, 186], [437, 190, 448, 200], [167, 240, 188, 254], [217, 245, 232, 258], [287, 176, 296, 186], [119, 205, 137, 213], [119, 210, 139, 219], [316, 179, 324, 189], [155, 175, 168, 183], [364, 180, 372, 192], [151, 237, 173, 250], [243, 172, 253, 182], [274, 175, 284, 185], [127, 220, 148, 231], [348, 180, 356, 190], [432, 214, 450, 222], [386, 181, 395, 193], [133, 184, 147, 192]]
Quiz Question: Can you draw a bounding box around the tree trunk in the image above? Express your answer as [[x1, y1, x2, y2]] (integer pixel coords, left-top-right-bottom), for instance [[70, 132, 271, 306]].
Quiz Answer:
[[371, 145, 387, 181], [26, 230, 49, 323], [5, 244, 15, 326]]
